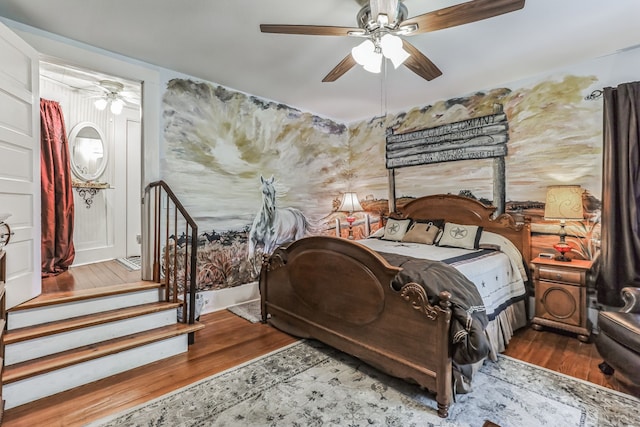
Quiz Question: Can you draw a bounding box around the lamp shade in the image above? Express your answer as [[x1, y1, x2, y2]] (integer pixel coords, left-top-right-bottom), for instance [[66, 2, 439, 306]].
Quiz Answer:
[[380, 34, 410, 69], [338, 192, 363, 213], [544, 185, 584, 220], [94, 98, 108, 110]]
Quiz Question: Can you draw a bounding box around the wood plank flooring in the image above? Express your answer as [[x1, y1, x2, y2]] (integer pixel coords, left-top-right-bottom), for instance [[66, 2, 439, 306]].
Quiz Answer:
[[3, 261, 634, 426]]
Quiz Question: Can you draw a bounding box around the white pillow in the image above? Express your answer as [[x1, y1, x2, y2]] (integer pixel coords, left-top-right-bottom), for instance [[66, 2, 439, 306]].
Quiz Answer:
[[381, 218, 412, 241], [437, 222, 482, 250]]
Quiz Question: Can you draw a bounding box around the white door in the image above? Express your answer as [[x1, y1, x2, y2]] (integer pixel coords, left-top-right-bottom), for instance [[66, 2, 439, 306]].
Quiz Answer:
[[0, 21, 41, 308]]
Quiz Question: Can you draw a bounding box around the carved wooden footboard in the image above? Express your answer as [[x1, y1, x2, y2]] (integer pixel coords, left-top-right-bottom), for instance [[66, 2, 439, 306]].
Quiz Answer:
[[259, 194, 532, 418], [260, 235, 455, 418]]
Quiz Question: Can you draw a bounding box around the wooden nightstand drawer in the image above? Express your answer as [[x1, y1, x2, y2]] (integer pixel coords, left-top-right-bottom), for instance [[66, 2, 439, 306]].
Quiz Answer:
[[535, 280, 583, 327], [538, 266, 583, 284]]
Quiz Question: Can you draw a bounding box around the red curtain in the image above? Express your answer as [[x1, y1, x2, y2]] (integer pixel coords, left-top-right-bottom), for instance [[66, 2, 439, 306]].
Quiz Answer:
[[40, 99, 75, 277]]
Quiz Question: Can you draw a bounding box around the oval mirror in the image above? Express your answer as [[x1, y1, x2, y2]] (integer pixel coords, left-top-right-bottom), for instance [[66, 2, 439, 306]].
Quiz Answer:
[[68, 122, 108, 182]]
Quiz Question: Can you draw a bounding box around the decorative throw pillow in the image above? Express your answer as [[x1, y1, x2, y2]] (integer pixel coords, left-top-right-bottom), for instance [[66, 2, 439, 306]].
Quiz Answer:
[[381, 218, 412, 241], [437, 222, 483, 250], [413, 218, 446, 229], [402, 222, 441, 245], [368, 227, 385, 238]]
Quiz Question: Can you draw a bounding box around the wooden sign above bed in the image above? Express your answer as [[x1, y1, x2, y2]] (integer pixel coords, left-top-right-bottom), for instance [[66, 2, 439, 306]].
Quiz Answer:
[[385, 112, 509, 169]]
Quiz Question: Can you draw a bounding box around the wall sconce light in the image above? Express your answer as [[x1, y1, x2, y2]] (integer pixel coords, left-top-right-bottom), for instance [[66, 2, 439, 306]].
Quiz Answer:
[[338, 192, 363, 240], [544, 185, 584, 262]]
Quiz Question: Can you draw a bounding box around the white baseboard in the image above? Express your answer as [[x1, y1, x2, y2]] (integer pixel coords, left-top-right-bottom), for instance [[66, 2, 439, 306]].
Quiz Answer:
[[198, 282, 259, 315]]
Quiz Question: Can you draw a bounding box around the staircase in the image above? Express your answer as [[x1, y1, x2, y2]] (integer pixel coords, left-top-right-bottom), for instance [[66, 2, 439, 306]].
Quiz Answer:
[[2, 281, 203, 409]]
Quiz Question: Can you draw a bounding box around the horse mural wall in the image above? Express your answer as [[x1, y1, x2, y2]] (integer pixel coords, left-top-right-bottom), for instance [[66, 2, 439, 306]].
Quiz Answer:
[[249, 176, 311, 259]]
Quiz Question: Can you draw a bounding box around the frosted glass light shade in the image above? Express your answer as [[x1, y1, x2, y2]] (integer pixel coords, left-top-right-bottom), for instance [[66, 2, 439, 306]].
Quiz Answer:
[[110, 98, 124, 115], [94, 98, 108, 110], [380, 34, 410, 68], [352, 39, 382, 74]]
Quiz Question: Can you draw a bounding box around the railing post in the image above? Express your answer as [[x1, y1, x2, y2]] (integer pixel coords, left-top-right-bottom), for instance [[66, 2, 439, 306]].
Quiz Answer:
[[144, 180, 200, 345]]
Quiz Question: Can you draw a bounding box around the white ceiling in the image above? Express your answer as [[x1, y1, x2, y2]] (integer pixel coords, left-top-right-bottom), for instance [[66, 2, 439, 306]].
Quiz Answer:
[[1, 0, 639, 122]]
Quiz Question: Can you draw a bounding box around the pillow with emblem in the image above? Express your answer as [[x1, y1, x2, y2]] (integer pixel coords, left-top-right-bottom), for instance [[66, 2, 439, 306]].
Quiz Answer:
[[437, 222, 483, 250], [381, 218, 412, 241]]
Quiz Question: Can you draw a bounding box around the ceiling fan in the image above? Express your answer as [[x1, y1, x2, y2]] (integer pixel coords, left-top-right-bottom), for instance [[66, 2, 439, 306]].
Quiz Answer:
[[260, 0, 525, 82], [91, 80, 138, 114]]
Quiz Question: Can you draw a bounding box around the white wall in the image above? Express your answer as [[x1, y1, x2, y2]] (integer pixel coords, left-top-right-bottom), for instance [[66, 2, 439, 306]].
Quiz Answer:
[[2, 18, 160, 274]]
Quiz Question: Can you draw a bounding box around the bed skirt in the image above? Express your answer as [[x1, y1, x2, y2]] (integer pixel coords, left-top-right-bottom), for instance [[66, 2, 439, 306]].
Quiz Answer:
[[485, 299, 528, 360], [456, 300, 528, 393]]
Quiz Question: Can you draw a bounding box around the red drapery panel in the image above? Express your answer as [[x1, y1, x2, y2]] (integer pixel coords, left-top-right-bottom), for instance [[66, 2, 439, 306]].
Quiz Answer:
[[40, 98, 75, 277]]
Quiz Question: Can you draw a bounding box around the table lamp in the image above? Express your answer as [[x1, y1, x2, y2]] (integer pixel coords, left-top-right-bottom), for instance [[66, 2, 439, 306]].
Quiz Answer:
[[544, 185, 584, 262], [338, 192, 363, 240]]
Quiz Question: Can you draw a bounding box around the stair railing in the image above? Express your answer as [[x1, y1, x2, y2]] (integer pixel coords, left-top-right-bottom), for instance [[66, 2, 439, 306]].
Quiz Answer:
[[144, 180, 198, 344]]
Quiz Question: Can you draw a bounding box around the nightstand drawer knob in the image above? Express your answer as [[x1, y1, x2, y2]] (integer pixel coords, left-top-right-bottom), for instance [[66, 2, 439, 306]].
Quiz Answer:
[[556, 273, 563, 280]]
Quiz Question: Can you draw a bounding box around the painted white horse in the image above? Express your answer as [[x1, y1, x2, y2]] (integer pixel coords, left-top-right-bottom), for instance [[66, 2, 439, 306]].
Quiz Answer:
[[248, 176, 310, 258]]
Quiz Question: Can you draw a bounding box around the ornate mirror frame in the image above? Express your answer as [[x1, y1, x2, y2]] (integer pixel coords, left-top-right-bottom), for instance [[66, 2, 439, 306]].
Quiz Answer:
[[68, 122, 108, 182]]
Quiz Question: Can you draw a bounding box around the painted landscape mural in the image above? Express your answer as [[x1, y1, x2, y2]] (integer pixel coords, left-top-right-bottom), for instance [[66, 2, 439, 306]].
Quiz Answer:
[[161, 71, 604, 293]]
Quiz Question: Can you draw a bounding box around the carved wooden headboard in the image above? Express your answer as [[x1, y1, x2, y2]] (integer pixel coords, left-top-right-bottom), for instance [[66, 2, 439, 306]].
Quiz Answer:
[[398, 194, 532, 267]]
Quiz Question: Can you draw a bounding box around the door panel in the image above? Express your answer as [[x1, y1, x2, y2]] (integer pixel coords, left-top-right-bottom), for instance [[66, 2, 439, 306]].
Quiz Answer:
[[0, 21, 41, 308]]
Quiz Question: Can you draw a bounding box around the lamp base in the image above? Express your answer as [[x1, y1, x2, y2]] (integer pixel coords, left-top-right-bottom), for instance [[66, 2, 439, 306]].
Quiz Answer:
[[346, 216, 356, 240], [553, 242, 572, 262]]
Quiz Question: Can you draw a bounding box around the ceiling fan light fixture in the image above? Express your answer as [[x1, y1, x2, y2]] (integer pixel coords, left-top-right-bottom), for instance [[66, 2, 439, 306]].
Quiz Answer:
[[351, 39, 375, 65], [380, 34, 410, 68], [352, 39, 382, 74], [110, 98, 124, 115], [363, 51, 382, 73], [94, 98, 108, 111]]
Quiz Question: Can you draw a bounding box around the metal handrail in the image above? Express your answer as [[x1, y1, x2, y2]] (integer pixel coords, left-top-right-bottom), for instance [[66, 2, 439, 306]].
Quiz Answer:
[[144, 180, 198, 344]]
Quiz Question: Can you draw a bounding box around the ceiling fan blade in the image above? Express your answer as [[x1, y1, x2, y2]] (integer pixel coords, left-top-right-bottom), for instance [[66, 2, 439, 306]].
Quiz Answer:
[[401, 0, 525, 35], [322, 54, 357, 82], [401, 40, 442, 81], [260, 24, 360, 37]]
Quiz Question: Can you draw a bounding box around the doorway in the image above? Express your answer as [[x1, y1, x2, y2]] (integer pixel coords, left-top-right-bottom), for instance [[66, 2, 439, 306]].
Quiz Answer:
[[39, 60, 142, 266]]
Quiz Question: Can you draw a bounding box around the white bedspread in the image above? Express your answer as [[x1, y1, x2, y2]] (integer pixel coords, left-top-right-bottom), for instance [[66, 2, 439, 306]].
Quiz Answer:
[[358, 233, 526, 319]]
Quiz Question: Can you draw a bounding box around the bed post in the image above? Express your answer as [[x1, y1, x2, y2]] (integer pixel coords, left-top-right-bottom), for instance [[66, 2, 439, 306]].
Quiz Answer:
[[388, 168, 396, 213], [435, 291, 453, 418]]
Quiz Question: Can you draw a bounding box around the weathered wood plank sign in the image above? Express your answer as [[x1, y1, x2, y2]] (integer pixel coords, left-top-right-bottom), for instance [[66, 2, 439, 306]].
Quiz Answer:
[[386, 112, 509, 169], [386, 110, 510, 215]]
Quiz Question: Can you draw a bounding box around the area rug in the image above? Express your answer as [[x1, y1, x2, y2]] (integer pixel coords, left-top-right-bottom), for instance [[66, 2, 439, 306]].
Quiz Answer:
[[87, 340, 640, 427], [227, 299, 261, 323], [115, 256, 141, 271]]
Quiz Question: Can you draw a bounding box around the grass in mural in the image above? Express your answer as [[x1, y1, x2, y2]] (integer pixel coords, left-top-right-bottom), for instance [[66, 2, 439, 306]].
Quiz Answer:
[[164, 228, 260, 292]]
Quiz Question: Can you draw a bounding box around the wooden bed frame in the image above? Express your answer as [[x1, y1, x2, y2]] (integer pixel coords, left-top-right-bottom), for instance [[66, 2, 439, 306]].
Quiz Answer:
[[259, 194, 531, 418]]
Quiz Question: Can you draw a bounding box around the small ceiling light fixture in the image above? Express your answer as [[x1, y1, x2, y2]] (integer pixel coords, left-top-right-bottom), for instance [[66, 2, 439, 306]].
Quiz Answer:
[[94, 80, 126, 115], [350, 12, 410, 74]]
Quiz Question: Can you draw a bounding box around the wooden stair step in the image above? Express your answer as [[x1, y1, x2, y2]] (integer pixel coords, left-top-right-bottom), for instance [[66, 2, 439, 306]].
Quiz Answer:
[[3, 322, 204, 384], [4, 302, 183, 345], [10, 281, 164, 311]]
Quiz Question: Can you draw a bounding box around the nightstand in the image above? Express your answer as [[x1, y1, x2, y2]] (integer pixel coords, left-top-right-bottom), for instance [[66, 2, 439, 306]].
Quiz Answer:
[[531, 256, 593, 342]]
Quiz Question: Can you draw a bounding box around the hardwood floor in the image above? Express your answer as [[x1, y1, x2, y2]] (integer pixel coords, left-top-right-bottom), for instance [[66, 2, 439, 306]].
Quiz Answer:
[[40, 259, 142, 293], [3, 261, 633, 426]]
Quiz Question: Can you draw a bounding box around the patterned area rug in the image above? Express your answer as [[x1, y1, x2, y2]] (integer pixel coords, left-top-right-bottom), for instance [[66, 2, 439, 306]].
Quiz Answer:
[[88, 340, 639, 427], [227, 299, 261, 323], [115, 256, 141, 271]]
